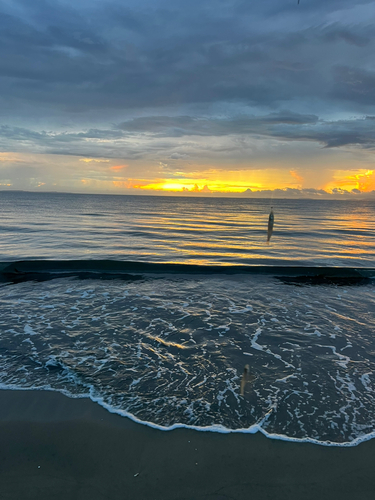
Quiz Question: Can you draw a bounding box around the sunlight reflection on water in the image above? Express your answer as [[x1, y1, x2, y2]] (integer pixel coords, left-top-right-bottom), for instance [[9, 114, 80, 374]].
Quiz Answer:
[[0, 192, 374, 266]]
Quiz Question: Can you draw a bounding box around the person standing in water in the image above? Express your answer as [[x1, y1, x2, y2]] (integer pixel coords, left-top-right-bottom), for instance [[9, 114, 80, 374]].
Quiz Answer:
[[267, 207, 274, 243]]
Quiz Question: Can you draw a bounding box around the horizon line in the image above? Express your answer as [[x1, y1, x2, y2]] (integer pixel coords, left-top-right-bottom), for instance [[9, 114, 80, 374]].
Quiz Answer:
[[1, 188, 375, 200]]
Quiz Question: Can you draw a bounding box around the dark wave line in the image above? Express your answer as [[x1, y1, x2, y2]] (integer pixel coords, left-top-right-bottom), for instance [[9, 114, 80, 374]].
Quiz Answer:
[[1, 260, 374, 285]]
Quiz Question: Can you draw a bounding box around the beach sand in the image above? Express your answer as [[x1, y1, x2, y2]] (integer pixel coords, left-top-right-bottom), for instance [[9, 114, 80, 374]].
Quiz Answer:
[[1, 389, 375, 500]]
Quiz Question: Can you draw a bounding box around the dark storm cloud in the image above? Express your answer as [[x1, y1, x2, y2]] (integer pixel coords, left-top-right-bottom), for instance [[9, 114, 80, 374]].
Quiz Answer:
[[1, 0, 375, 118], [321, 24, 371, 47], [117, 113, 375, 149], [0, 124, 187, 160], [117, 112, 319, 137], [2, 113, 375, 161], [0, 125, 133, 157], [332, 66, 375, 105], [0, 125, 124, 144]]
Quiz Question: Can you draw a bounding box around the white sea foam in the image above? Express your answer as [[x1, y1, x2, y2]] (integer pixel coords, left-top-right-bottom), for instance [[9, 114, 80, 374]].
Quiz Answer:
[[3, 382, 374, 447], [360, 373, 372, 391], [317, 344, 351, 369], [24, 325, 37, 335], [1, 274, 375, 447], [251, 328, 264, 351]]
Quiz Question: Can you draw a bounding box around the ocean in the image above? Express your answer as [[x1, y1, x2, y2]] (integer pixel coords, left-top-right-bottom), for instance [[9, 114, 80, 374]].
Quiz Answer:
[[0, 191, 375, 446]]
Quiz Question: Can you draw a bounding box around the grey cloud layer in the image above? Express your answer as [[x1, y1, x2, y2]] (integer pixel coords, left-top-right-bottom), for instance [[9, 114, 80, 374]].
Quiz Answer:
[[1, 0, 375, 119], [118, 113, 375, 149], [1, 0, 375, 182], [1, 113, 374, 161]]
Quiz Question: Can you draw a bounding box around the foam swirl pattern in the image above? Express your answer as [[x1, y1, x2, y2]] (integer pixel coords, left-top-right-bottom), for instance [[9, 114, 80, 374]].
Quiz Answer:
[[1, 274, 374, 445]]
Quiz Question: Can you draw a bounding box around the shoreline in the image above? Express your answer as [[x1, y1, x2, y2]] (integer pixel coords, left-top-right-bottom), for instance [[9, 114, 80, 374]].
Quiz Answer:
[[3, 386, 373, 447], [1, 389, 375, 499]]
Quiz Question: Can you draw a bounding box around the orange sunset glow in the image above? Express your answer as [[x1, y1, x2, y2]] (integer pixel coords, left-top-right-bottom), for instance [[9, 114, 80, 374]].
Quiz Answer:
[[120, 167, 375, 195], [323, 170, 375, 193], [125, 168, 306, 194]]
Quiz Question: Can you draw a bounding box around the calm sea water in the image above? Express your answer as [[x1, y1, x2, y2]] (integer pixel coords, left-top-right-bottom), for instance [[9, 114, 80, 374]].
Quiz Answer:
[[0, 191, 375, 446], [1, 191, 375, 265]]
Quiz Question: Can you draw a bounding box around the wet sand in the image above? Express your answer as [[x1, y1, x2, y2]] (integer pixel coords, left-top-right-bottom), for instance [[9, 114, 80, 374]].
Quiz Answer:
[[1, 389, 375, 500]]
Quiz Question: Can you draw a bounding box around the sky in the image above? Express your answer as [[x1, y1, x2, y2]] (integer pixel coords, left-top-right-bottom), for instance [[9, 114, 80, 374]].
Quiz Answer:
[[1, 0, 375, 197]]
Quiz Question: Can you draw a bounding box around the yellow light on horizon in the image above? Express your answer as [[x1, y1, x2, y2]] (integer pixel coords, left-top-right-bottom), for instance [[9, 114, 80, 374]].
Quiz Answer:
[[131, 180, 256, 193], [126, 168, 299, 193], [323, 169, 375, 193]]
